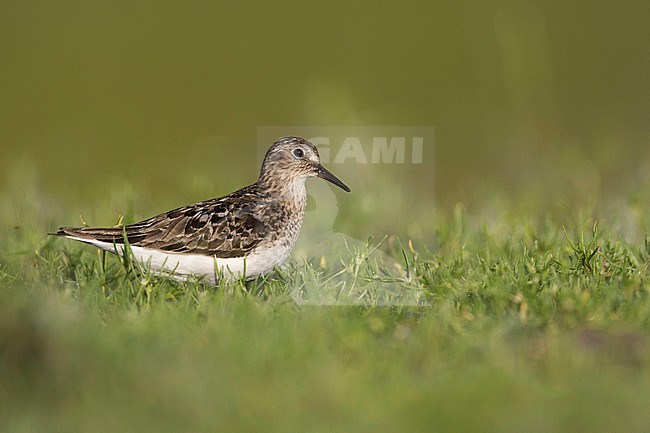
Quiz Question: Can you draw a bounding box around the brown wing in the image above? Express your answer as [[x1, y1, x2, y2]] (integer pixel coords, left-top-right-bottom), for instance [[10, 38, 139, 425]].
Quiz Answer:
[[55, 185, 271, 258]]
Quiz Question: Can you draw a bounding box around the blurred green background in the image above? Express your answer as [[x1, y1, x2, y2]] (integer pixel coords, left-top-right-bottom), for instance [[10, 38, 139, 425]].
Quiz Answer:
[[2, 3, 650, 432], [1, 0, 647, 216]]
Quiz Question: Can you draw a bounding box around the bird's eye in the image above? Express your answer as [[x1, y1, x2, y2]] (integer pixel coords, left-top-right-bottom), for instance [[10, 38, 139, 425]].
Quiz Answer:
[[292, 148, 304, 158]]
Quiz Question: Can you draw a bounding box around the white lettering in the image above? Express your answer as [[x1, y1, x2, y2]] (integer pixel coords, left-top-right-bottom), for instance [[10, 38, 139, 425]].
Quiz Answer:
[[334, 137, 367, 164], [411, 137, 423, 163], [371, 137, 405, 163]]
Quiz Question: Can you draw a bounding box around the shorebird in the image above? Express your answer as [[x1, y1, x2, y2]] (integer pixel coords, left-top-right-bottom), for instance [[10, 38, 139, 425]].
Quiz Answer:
[[53, 136, 350, 284]]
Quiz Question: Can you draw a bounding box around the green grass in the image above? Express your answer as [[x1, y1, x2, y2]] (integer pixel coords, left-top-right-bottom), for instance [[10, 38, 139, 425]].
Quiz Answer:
[[2, 177, 650, 433]]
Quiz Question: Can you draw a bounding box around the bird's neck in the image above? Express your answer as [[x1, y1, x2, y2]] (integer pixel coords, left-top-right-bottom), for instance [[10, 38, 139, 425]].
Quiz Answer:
[[258, 175, 307, 210], [283, 178, 307, 209]]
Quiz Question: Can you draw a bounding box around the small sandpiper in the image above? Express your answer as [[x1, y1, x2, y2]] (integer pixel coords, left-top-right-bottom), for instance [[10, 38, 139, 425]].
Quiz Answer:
[[53, 136, 350, 284]]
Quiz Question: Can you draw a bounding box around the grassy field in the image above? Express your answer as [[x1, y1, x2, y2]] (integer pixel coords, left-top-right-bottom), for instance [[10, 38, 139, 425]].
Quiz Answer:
[[2, 169, 649, 433], [1, 2, 648, 431]]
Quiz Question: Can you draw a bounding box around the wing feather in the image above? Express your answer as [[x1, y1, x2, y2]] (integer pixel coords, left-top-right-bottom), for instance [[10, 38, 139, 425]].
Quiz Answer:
[[55, 185, 271, 258]]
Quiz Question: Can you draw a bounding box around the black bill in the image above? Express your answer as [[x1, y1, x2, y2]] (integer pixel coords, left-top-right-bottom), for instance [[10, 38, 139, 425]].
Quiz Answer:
[[316, 164, 351, 192]]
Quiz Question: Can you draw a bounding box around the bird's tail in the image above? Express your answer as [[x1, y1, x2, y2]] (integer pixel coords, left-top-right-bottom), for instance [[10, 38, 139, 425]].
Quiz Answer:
[[50, 226, 128, 243]]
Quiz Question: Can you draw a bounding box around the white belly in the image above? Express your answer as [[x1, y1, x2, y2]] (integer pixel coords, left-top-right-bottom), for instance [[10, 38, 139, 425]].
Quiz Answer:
[[65, 236, 291, 284]]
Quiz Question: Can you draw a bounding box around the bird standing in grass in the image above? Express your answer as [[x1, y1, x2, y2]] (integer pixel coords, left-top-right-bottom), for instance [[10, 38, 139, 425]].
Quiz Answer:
[[53, 136, 350, 284]]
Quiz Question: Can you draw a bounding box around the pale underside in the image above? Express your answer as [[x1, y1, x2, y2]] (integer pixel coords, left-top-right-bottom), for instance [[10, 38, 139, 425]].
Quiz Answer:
[[65, 235, 292, 284]]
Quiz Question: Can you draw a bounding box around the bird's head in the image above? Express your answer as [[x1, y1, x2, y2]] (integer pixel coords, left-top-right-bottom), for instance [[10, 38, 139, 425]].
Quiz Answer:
[[258, 136, 350, 193]]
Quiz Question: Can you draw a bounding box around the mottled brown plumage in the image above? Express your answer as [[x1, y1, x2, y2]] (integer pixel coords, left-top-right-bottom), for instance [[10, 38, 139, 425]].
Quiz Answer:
[[54, 136, 350, 282], [59, 185, 275, 258]]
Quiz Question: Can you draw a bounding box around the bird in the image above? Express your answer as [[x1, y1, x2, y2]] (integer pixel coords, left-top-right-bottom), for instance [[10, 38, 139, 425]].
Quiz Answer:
[[53, 136, 350, 284]]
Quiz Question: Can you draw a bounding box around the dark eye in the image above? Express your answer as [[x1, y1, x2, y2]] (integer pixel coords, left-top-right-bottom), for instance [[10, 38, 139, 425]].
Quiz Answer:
[[292, 148, 304, 158]]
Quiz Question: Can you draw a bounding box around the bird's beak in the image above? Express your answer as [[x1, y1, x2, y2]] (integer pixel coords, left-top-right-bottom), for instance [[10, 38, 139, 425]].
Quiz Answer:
[[316, 164, 351, 192]]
